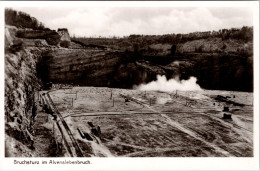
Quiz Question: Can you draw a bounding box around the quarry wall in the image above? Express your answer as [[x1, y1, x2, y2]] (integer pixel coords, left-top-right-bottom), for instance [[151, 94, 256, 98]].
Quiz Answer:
[[44, 49, 159, 88], [5, 25, 61, 156], [36, 42, 253, 92], [5, 47, 43, 156]]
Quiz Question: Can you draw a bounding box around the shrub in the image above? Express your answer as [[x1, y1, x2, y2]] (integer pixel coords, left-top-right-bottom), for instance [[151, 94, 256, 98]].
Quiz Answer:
[[195, 45, 204, 53], [171, 44, 177, 55]]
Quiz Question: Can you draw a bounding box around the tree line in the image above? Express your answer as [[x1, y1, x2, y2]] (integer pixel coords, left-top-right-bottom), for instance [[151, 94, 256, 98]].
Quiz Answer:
[[128, 26, 253, 45], [5, 8, 47, 30]]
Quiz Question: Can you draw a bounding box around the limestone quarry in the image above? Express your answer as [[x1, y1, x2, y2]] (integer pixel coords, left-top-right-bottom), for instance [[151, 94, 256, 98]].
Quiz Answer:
[[4, 9, 254, 157]]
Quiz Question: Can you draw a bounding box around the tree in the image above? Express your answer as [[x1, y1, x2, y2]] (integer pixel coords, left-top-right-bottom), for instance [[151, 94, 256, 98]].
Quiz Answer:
[[5, 8, 46, 30], [171, 44, 177, 56]]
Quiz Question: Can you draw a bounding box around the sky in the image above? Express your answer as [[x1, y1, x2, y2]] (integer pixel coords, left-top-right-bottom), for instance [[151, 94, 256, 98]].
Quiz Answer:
[[11, 6, 253, 37]]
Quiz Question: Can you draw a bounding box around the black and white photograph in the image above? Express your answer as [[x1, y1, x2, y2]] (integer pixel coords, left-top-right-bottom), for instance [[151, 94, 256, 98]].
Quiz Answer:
[[1, 1, 259, 170]]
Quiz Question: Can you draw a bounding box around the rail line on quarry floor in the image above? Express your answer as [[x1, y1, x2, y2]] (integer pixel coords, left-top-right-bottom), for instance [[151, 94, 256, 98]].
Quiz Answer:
[[62, 111, 212, 119], [41, 94, 74, 156], [64, 110, 220, 117], [42, 91, 84, 157]]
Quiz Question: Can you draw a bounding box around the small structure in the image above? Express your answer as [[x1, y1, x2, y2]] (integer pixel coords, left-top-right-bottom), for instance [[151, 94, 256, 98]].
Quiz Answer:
[[223, 113, 232, 119], [223, 106, 229, 112], [91, 128, 98, 137], [42, 104, 57, 120], [83, 132, 93, 141], [91, 127, 101, 137], [87, 122, 101, 137], [87, 122, 95, 127], [97, 126, 101, 135], [77, 128, 85, 139]]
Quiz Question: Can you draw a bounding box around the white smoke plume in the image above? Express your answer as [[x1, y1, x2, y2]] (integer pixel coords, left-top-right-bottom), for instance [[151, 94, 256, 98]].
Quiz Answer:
[[136, 75, 202, 92]]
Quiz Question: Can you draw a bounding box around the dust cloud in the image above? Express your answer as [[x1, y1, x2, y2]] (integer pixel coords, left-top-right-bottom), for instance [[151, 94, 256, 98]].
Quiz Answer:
[[136, 75, 202, 92]]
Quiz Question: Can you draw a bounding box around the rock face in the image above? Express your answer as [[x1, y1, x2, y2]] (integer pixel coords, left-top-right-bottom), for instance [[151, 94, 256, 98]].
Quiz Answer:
[[15, 29, 61, 46], [40, 44, 253, 92], [5, 26, 15, 47], [5, 47, 44, 156], [170, 53, 253, 92], [57, 28, 70, 42], [57, 28, 71, 48], [46, 49, 121, 86], [43, 49, 158, 88], [4, 25, 58, 156]]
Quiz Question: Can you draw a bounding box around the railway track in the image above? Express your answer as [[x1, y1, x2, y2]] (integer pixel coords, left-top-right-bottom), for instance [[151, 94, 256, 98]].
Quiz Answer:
[[41, 91, 84, 157], [65, 111, 216, 118]]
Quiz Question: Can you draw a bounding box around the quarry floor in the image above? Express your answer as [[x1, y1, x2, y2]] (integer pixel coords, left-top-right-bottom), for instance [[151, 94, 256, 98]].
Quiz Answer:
[[44, 87, 253, 157]]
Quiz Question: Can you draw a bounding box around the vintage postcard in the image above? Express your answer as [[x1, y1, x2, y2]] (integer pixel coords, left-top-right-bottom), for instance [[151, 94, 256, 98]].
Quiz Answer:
[[0, 1, 259, 170]]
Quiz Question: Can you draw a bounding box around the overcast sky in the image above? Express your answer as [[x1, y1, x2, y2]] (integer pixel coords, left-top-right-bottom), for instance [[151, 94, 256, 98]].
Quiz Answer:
[[11, 7, 253, 37]]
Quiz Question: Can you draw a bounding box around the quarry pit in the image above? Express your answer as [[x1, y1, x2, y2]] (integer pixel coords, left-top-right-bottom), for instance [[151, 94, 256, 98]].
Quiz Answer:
[[4, 8, 254, 158]]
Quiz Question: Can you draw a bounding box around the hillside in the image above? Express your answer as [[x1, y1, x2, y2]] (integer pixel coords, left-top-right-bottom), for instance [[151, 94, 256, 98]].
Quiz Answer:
[[72, 26, 253, 53]]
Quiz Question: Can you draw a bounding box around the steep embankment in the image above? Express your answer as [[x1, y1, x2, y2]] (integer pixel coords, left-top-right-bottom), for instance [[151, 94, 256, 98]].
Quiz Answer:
[[5, 47, 43, 156], [173, 37, 253, 91], [4, 23, 61, 156], [135, 37, 253, 91]]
